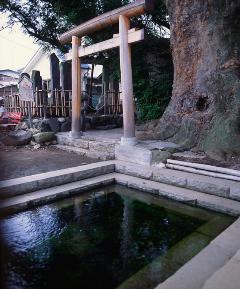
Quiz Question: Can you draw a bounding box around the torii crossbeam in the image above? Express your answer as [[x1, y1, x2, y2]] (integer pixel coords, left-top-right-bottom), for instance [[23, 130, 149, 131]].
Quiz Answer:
[[59, 0, 154, 144]]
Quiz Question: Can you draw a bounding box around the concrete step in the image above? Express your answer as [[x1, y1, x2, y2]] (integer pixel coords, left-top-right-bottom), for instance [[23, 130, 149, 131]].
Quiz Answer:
[[55, 144, 115, 160], [0, 161, 115, 199], [115, 173, 240, 216], [0, 173, 116, 214], [2, 171, 240, 217], [115, 161, 240, 201]]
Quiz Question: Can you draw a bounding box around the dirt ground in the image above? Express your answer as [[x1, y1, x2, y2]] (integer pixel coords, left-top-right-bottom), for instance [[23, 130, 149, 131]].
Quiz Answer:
[[172, 154, 240, 171], [0, 145, 100, 181]]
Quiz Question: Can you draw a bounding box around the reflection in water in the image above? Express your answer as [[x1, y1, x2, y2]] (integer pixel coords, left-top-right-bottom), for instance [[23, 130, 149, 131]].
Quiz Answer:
[[0, 191, 203, 289], [120, 197, 133, 268]]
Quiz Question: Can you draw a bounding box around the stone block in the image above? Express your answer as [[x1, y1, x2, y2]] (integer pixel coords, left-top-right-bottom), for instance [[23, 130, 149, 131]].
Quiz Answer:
[[115, 145, 152, 165], [187, 179, 230, 197], [115, 162, 153, 179], [60, 61, 71, 91], [210, 218, 240, 256], [196, 215, 234, 238], [155, 243, 232, 289], [230, 185, 240, 200], [89, 141, 115, 153], [152, 171, 187, 187], [50, 53, 60, 90], [31, 70, 42, 90], [73, 138, 89, 149], [202, 256, 240, 289], [196, 196, 240, 216], [71, 165, 114, 182]]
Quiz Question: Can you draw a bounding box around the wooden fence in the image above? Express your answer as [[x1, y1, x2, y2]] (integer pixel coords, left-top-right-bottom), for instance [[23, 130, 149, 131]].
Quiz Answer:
[[4, 90, 122, 118]]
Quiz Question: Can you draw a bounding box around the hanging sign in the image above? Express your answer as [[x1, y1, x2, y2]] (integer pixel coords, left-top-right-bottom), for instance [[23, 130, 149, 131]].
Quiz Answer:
[[19, 76, 34, 101]]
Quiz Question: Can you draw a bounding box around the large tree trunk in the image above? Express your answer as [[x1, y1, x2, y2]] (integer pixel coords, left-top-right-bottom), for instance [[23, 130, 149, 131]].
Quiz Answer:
[[154, 0, 240, 160]]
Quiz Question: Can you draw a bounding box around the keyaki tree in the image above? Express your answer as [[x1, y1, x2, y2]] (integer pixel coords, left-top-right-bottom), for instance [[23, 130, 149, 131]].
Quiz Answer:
[[151, 0, 240, 160]]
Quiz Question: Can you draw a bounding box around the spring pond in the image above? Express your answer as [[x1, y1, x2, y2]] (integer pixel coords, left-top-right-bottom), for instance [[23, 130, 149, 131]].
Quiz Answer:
[[0, 185, 234, 289]]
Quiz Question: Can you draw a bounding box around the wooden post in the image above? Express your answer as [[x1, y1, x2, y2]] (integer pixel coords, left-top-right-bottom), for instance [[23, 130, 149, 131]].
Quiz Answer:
[[70, 36, 82, 138], [119, 15, 137, 145]]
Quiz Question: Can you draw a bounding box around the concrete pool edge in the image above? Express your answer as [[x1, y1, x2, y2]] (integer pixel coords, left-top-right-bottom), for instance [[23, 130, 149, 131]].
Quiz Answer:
[[1, 160, 239, 201], [1, 172, 240, 217], [154, 217, 240, 289], [1, 165, 240, 289]]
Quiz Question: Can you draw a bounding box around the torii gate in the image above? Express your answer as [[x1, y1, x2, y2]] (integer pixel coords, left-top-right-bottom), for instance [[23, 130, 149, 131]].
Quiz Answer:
[[59, 0, 154, 145]]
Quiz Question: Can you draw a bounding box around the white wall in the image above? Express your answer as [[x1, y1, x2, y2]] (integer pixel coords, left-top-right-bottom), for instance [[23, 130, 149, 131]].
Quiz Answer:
[[31, 53, 51, 80]]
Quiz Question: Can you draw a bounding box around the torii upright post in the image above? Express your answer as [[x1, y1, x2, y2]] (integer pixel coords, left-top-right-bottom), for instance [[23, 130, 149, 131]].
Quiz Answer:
[[119, 15, 137, 146], [59, 0, 155, 141], [71, 35, 82, 138]]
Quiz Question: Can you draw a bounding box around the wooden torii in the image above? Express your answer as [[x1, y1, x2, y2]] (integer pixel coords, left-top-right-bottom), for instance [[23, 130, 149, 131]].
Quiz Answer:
[[59, 0, 154, 145]]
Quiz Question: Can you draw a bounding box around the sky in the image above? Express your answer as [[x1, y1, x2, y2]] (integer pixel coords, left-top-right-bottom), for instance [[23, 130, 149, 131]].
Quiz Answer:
[[0, 13, 39, 71]]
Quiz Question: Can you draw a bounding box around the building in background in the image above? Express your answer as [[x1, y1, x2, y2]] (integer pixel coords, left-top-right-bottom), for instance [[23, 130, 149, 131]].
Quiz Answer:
[[0, 69, 20, 97], [22, 47, 91, 92]]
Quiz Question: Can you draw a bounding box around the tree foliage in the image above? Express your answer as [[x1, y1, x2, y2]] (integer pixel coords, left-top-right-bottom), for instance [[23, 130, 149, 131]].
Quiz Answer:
[[0, 0, 169, 49], [0, 0, 172, 121]]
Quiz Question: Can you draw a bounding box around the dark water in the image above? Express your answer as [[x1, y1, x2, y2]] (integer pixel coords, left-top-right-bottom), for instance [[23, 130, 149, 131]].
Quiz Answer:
[[0, 191, 204, 289]]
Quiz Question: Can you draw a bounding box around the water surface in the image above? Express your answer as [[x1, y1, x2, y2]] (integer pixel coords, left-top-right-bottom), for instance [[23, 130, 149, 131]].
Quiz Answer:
[[0, 189, 205, 289]]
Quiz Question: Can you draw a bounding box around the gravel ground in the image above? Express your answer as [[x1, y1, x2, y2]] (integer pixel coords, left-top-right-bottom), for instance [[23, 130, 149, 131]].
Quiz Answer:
[[0, 145, 100, 181]]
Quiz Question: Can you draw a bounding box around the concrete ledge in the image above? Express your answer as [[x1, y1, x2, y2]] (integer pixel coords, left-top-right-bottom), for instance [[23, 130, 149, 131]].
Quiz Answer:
[[154, 217, 240, 289], [115, 161, 238, 200], [2, 170, 240, 217], [55, 144, 115, 160], [202, 249, 240, 289], [114, 174, 240, 216], [0, 161, 115, 198], [1, 158, 240, 289], [0, 173, 116, 214]]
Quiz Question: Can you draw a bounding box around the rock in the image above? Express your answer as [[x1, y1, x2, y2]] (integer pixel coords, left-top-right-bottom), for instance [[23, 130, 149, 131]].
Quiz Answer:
[[52, 140, 57, 145], [95, 124, 117, 130], [33, 132, 56, 144], [162, 146, 183, 154], [58, 117, 65, 123], [61, 120, 71, 132], [173, 151, 206, 160], [48, 118, 60, 133], [33, 144, 41, 150], [15, 121, 28, 130], [2, 130, 32, 146], [152, 150, 172, 163], [28, 128, 40, 135], [32, 119, 39, 124], [116, 116, 123, 128], [39, 119, 52, 132]]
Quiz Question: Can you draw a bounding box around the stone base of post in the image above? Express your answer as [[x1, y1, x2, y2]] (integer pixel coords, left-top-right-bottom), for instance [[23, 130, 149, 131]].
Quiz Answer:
[[70, 131, 83, 139], [120, 136, 137, 146]]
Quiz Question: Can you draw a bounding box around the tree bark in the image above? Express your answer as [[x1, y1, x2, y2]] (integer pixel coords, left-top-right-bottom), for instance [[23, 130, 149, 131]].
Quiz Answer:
[[155, 0, 240, 160]]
